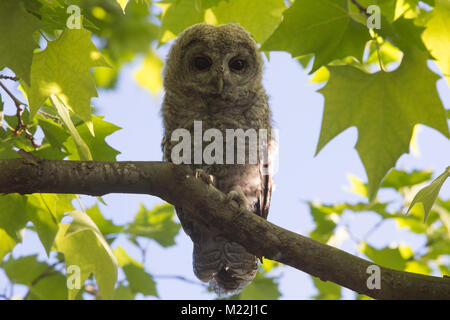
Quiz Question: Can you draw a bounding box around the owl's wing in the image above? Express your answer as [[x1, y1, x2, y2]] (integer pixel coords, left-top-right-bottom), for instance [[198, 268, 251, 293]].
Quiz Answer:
[[255, 143, 272, 220]]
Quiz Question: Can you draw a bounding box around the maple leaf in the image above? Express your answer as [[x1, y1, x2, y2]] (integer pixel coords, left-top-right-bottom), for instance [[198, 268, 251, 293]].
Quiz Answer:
[[55, 211, 118, 300], [316, 49, 450, 200], [422, 0, 450, 85], [25, 28, 109, 124], [407, 166, 450, 222], [261, 0, 370, 72], [0, 0, 41, 85]]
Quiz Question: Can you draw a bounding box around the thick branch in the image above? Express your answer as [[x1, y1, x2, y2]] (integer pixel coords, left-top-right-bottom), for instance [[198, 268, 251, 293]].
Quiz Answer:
[[1, 158, 449, 299]]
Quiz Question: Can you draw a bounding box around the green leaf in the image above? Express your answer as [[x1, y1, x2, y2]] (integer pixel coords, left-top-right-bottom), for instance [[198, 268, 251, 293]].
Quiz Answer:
[[134, 49, 163, 95], [126, 203, 181, 247], [439, 264, 450, 277], [113, 283, 135, 300], [261, 0, 370, 72], [0, 229, 17, 261], [238, 271, 281, 300], [404, 260, 432, 275], [117, 0, 130, 13], [50, 95, 93, 161], [211, 0, 286, 44], [422, 0, 450, 85], [316, 49, 449, 200], [1, 254, 50, 285], [0, 194, 29, 242], [407, 166, 450, 222], [55, 210, 118, 300], [26, 271, 68, 300], [365, 40, 403, 68], [0, 253, 68, 299], [359, 242, 407, 270], [114, 246, 158, 297], [308, 202, 338, 244], [37, 115, 71, 159], [379, 17, 430, 54], [312, 277, 341, 300], [348, 0, 419, 23], [86, 204, 123, 236], [345, 173, 368, 197], [381, 168, 433, 189], [158, 0, 205, 44], [0, 0, 41, 84], [26, 193, 75, 254], [24, 28, 109, 123], [261, 258, 281, 272], [64, 115, 121, 161]]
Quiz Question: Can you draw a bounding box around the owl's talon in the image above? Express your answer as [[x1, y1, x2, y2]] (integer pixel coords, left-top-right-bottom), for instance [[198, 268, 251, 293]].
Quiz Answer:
[[194, 169, 214, 186], [226, 189, 248, 217]]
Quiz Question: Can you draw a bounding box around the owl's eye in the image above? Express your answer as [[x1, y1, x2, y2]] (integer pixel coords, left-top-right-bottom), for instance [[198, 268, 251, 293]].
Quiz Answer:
[[229, 58, 246, 72], [193, 56, 212, 71]]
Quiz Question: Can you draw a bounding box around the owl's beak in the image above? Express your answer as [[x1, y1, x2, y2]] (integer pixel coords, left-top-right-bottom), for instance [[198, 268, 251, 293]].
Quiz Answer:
[[217, 75, 224, 94]]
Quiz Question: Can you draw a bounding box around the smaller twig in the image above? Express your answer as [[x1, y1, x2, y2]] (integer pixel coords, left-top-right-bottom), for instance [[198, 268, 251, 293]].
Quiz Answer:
[[84, 283, 101, 298], [373, 38, 385, 72], [351, 0, 370, 17], [38, 110, 60, 121], [0, 75, 19, 81], [362, 218, 384, 240], [153, 274, 208, 288], [0, 81, 26, 107], [0, 81, 39, 148], [23, 261, 63, 300], [343, 224, 363, 245], [39, 30, 50, 43]]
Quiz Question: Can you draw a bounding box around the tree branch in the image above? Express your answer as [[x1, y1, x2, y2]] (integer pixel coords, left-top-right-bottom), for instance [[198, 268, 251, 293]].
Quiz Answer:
[[1, 158, 449, 299]]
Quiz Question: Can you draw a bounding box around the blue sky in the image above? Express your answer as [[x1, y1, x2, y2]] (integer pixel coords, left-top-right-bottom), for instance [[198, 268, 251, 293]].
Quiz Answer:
[[1, 44, 449, 299]]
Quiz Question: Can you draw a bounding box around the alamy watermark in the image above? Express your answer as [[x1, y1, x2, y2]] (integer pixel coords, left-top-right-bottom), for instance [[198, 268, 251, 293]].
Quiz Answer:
[[366, 265, 381, 290], [366, 5, 381, 29], [66, 264, 81, 290], [170, 120, 278, 175], [66, 5, 82, 29]]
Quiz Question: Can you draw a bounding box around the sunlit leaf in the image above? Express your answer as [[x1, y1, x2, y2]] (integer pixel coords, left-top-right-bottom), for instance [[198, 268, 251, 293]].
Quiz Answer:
[[381, 168, 433, 190], [114, 246, 158, 297], [358, 242, 407, 270], [134, 50, 163, 95], [316, 49, 449, 200], [50, 95, 92, 161], [64, 115, 121, 161], [0, 0, 41, 84], [262, 0, 370, 72], [24, 28, 109, 123], [312, 277, 341, 300], [126, 203, 181, 247], [407, 166, 450, 222], [422, 0, 450, 85], [55, 211, 118, 300]]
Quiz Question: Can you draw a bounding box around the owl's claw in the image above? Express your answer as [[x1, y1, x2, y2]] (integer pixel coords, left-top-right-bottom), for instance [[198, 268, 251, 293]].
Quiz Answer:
[[194, 169, 215, 186], [226, 188, 248, 217]]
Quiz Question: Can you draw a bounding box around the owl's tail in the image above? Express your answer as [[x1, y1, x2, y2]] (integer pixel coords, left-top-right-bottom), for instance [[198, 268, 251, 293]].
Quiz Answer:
[[193, 234, 258, 295]]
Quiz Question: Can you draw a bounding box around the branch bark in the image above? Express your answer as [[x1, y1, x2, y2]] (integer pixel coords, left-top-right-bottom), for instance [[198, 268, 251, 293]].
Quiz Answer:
[[1, 158, 449, 299]]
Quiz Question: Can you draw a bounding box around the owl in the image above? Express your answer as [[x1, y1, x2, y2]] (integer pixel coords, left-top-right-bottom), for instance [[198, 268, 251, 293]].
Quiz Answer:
[[161, 23, 273, 294]]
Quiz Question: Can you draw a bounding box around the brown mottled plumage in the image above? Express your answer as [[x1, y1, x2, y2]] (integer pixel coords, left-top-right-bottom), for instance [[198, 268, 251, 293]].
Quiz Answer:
[[161, 23, 273, 294]]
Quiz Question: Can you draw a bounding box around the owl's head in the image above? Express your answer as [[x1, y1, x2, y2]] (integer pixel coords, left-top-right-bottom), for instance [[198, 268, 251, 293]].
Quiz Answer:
[[164, 23, 263, 101]]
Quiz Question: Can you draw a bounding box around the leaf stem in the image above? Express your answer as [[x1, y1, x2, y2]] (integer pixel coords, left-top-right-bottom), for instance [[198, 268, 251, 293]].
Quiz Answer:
[[374, 38, 385, 72], [39, 30, 50, 43], [351, 0, 370, 17]]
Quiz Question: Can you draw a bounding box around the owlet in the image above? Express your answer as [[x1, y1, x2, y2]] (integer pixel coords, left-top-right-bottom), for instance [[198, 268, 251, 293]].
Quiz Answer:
[[161, 23, 273, 294]]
